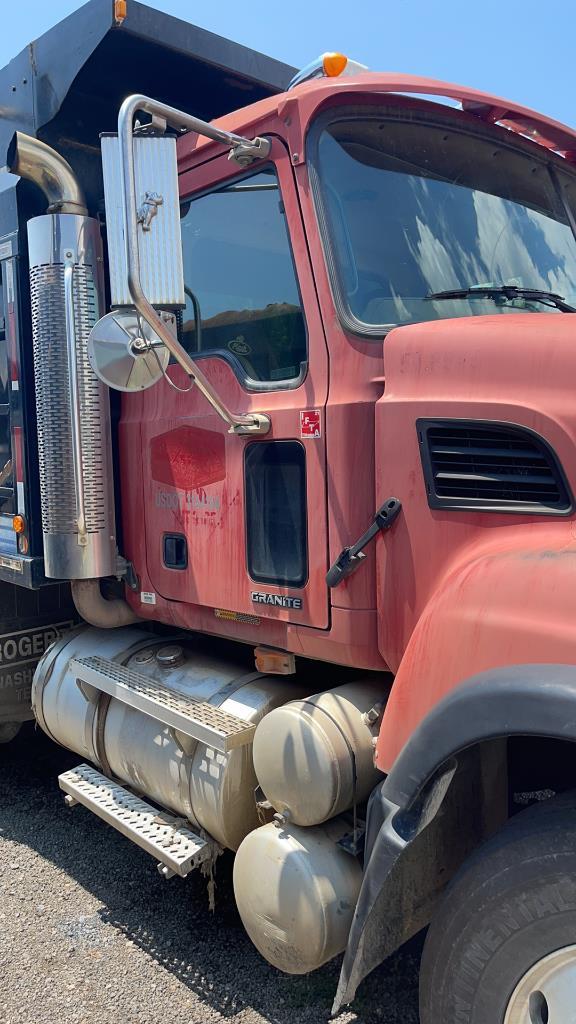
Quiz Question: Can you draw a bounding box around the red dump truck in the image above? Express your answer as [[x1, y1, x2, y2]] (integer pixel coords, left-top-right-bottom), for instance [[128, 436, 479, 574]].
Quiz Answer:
[[3, 2, 576, 1021]]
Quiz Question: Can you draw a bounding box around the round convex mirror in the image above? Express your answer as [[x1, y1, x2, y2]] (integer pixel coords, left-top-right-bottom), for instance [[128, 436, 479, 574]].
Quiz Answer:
[[88, 309, 171, 391]]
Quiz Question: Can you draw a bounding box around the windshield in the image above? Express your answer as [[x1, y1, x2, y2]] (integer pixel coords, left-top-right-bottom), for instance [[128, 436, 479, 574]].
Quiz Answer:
[[312, 113, 576, 331]]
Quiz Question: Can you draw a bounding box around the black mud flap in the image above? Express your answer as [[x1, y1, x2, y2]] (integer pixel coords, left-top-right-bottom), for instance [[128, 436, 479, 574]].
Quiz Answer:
[[332, 764, 455, 1015], [0, 580, 76, 726]]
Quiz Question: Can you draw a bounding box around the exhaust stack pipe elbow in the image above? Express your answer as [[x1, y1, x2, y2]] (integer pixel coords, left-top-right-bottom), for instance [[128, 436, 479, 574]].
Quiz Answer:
[[71, 580, 140, 629], [7, 131, 87, 215]]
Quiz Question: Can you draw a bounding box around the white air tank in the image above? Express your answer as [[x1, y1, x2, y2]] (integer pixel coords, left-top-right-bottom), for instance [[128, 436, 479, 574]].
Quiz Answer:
[[32, 627, 306, 850], [233, 818, 362, 974], [252, 679, 385, 827]]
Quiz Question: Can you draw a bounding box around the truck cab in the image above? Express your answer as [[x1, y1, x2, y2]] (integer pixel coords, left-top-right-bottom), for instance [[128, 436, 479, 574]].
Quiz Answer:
[[121, 71, 576, 687]]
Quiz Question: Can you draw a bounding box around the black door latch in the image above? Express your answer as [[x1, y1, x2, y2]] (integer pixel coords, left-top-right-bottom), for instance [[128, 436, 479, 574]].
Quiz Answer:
[[326, 497, 402, 588]]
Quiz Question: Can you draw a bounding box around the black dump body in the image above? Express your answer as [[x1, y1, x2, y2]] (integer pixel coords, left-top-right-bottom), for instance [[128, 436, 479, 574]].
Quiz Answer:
[[0, 0, 293, 214], [0, 0, 293, 724]]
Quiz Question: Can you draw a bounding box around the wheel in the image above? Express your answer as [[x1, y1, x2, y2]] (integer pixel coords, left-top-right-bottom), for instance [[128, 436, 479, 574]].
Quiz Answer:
[[419, 792, 576, 1023], [0, 721, 21, 744]]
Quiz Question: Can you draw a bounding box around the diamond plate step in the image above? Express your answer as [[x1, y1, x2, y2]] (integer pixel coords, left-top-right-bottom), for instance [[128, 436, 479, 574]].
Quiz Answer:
[[59, 763, 214, 877], [71, 655, 255, 753]]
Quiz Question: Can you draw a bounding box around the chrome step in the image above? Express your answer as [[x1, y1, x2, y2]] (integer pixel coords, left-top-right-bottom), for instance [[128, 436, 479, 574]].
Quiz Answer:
[[59, 763, 215, 878], [71, 655, 255, 753]]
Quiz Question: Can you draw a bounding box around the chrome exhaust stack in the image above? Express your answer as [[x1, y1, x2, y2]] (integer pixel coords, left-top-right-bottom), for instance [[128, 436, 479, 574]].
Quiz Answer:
[[7, 132, 88, 216], [8, 132, 117, 580]]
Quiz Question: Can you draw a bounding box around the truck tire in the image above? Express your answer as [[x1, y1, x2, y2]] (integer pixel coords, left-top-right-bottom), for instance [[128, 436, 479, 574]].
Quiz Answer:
[[419, 792, 576, 1024]]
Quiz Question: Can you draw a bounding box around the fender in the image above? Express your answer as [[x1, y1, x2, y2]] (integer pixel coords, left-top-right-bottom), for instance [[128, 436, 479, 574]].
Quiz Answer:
[[333, 662, 576, 1015], [376, 540, 576, 771], [373, 314, 576, 770]]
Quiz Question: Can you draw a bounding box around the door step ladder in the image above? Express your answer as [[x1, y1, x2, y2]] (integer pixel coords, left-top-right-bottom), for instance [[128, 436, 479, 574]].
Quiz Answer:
[[71, 655, 255, 753], [59, 763, 217, 878]]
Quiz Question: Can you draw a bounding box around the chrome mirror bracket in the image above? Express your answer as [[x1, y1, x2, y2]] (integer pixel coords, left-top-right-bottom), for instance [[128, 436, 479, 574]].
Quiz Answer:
[[119, 93, 271, 436], [229, 136, 272, 167]]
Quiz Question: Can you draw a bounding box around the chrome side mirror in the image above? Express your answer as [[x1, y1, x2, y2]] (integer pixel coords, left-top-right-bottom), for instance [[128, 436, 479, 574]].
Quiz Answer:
[[101, 133, 185, 308], [96, 95, 270, 436]]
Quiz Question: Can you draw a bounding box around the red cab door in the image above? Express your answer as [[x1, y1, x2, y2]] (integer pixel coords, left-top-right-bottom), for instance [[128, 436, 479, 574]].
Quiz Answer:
[[139, 138, 329, 629]]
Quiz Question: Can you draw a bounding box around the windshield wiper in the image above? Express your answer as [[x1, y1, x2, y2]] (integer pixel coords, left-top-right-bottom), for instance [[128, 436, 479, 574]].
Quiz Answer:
[[426, 285, 576, 313]]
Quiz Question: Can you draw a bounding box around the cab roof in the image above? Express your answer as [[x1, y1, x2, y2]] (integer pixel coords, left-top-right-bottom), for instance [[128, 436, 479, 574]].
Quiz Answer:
[[179, 72, 576, 167]]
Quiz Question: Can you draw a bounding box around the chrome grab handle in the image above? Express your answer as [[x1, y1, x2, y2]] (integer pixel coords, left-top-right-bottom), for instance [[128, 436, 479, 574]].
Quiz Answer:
[[118, 94, 271, 436], [63, 255, 88, 545]]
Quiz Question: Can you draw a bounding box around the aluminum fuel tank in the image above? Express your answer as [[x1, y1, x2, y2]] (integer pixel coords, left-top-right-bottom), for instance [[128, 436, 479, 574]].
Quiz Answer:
[[32, 626, 305, 850]]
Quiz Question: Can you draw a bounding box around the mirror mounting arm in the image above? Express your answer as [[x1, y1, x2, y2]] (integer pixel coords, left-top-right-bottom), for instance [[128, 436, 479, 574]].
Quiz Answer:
[[119, 93, 271, 436]]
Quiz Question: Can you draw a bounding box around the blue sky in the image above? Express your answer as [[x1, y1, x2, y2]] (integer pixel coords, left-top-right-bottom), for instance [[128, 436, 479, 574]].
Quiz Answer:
[[0, 0, 574, 128]]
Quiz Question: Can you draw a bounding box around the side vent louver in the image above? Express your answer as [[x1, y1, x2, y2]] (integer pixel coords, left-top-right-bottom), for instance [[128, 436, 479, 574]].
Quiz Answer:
[[417, 419, 573, 515]]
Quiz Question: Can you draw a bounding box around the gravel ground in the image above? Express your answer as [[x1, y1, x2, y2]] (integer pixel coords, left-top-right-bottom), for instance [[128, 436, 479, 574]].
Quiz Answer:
[[0, 724, 421, 1024]]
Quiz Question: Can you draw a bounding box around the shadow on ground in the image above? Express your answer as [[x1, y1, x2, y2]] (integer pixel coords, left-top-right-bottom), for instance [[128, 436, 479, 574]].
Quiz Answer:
[[0, 724, 422, 1024]]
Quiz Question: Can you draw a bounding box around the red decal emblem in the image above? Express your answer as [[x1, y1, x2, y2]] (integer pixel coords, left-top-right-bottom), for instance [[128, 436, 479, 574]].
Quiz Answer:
[[300, 410, 321, 439]]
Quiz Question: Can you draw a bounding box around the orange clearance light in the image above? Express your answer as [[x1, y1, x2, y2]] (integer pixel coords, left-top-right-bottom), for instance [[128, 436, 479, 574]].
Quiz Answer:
[[322, 53, 348, 77], [12, 515, 25, 534], [254, 646, 296, 675], [114, 0, 127, 24], [288, 52, 367, 90]]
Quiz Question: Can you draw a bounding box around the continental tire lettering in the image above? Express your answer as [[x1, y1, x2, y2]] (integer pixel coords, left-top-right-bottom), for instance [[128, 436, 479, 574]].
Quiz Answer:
[[250, 591, 303, 610]]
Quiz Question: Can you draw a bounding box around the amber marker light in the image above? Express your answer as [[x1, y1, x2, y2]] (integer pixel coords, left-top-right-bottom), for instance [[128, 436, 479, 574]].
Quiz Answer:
[[114, 0, 127, 24], [12, 515, 25, 534], [322, 53, 348, 77], [254, 646, 296, 675], [288, 52, 368, 90]]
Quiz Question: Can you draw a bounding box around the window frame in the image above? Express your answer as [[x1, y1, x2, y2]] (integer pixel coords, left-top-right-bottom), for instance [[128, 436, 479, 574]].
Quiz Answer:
[[244, 439, 309, 589], [179, 161, 309, 393], [307, 103, 576, 341]]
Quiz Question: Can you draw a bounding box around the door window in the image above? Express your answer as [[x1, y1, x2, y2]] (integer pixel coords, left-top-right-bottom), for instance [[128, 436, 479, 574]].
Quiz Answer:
[[245, 441, 307, 587], [180, 167, 307, 386]]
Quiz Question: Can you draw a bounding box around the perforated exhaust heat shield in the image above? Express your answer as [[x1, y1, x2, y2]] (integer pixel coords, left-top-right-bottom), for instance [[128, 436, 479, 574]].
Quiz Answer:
[[28, 214, 117, 579]]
